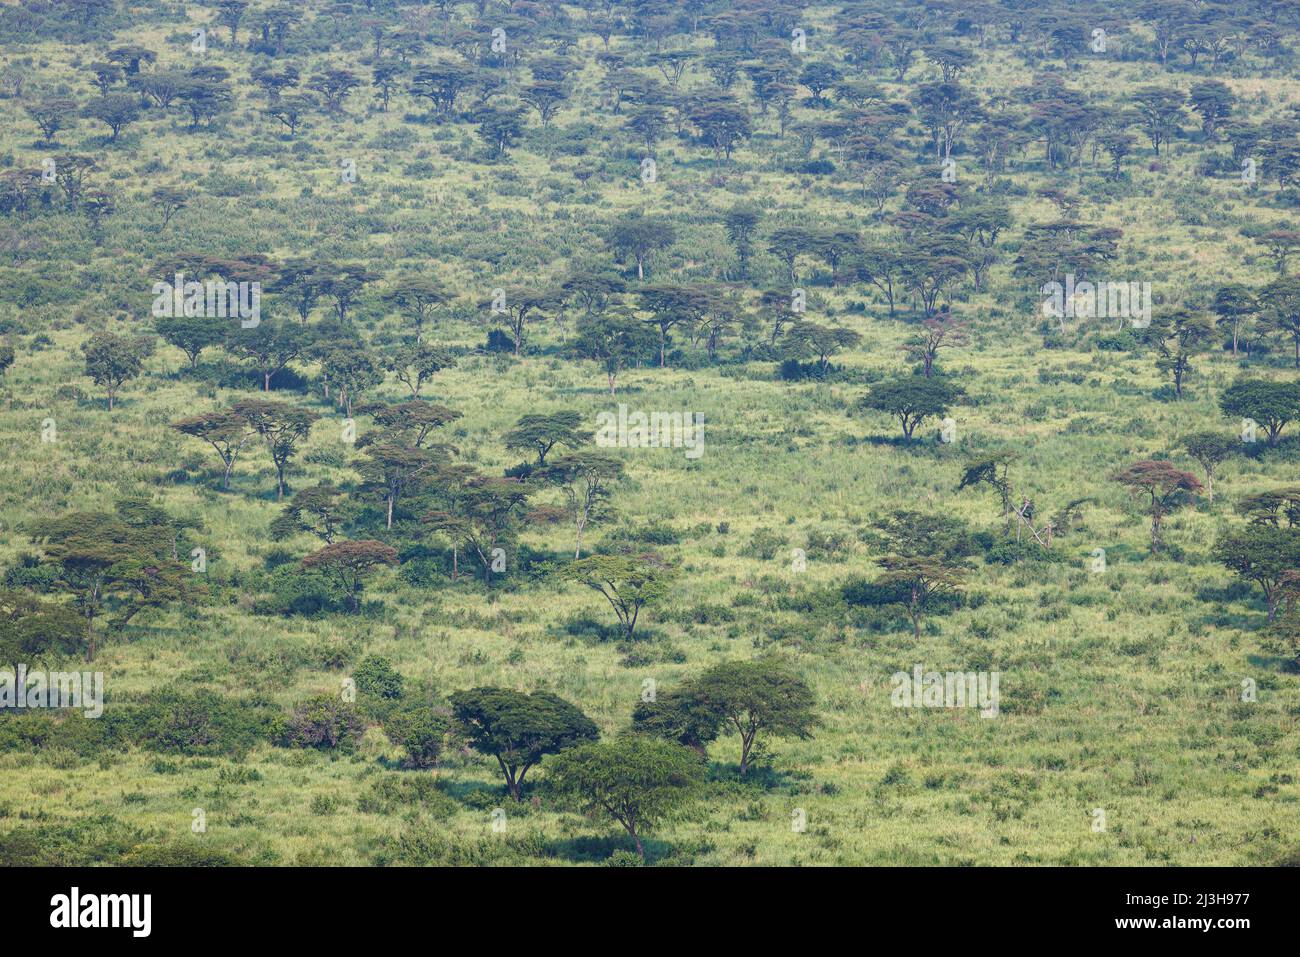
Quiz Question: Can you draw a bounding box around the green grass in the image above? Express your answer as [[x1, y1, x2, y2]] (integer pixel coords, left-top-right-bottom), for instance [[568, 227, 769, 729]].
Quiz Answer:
[[0, 0, 1298, 866]]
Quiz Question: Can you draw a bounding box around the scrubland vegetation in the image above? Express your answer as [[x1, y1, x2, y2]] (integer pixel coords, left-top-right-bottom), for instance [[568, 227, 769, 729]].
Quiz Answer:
[[0, 0, 1298, 866]]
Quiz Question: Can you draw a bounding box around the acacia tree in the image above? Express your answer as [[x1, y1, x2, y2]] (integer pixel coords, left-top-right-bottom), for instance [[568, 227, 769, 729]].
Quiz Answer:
[[82, 331, 144, 410], [383, 341, 454, 398], [227, 320, 306, 392], [783, 322, 862, 376], [903, 313, 969, 377], [1213, 284, 1256, 358], [83, 94, 140, 141], [859, 377, 963, 440], [604, 215, 676, 283], [876, 555, 967, 640], [558, 553, 676, 640], [25, 97, 78, 142], [383, 278, 450, 344], [300, 540, 398, 613], [270, 483, 346, 544], [482, 286, 564, 356], [448, 687, 598, 801], [1111, 460, 1202, 554], [957, 452, 1017, 532], [541, 451, 624, 558], [31, 510, 195, 661], [358, 442, 440, 530], [1258, 276, 1300, 369], [549, 736, 703, 862], [1181, 431, 1236, 502], [504, 410, 585, 469], [233, 399, 319, 499], [692, 659, 818, 775], [573, 311, 656, 395], [722, 204, 760, 279], [1219, 379, 1300, 447], [1216, 527, 1300, 622], [155, 315, 224, 369], [1146, 309, 1215, 397], [422, 474, 531, 583], [638, 283, 720, 367], [173, 410, 254, 490]]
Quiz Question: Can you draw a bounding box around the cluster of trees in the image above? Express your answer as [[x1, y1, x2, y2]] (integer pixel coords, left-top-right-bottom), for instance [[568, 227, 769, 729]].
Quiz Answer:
[[351, 658, 817, 860]]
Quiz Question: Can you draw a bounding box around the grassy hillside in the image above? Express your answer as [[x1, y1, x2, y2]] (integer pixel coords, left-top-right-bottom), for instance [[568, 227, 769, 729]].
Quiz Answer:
[[0, 0, 1297, 866]]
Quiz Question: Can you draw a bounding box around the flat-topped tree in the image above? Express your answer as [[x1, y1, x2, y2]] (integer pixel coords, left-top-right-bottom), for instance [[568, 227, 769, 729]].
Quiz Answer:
[[1145, 309, 1215, 398], [270, 483, 346, 544], [423, 473, 532, 583], [722, 204, 761, 279], [448, 687, 598, 802], [358, 441, 443, 530], [107, 45, 155, 75], [1111, 460, 1203, 555], [574, 311, 656, 395], [540, 450, 624, 558], [1258, 276, 1300, 368], [360, 399, 461, 449], [232, 399, 319, 499], [31, 509, 198, 661], [319, 340, 380, 417], [1219, 379, 1300, 447], [320, 263, 377, 323], [371, 59, 407, 112], [687, 91, 752, 172], [155, 315, 225, 370], [504, 410, 586, 469], [859, 376, 963, 440], [480, 285, 564, 356], [382, 340, 453, 399], [25, 97, 78, 143], [227, 320, 306, 392], [637, 283, 722, 367], [903, 312, 968, 378], [409, 60, 477, 116], [301, 540, 398, 613], [382, 277, 450, 344], [150, 186, 189, 228], [1236, 487, 1300, 528], [474, 106, 525, 160], [265, 94, 316, 137], [212, 0, 248, 43], [173, 410, 254, 490], [549, 736, 704, 862], [1181, 431, 1236, 503], [306, 69, 361, 113], [783, 322, 862, 376], [278, 258, 331, 324], [558, 553, 676, 641], [561, 267, 625, 316], [82, 94, 139, 142], [605, 214, 677, 283], [1213, 283, 1256, 358], [1216, 527, 1300, 622], [692, 659, 818, 775]]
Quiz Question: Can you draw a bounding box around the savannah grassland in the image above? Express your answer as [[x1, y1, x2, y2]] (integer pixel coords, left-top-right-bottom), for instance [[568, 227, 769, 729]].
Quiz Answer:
[[0, 0, 1298, 866]]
